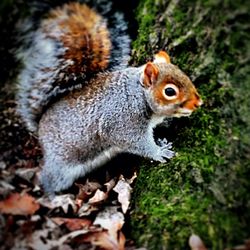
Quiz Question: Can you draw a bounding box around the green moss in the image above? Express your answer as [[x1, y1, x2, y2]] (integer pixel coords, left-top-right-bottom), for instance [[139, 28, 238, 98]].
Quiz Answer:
[[130, 0, 250, 249], [131, 0, 159, 63]]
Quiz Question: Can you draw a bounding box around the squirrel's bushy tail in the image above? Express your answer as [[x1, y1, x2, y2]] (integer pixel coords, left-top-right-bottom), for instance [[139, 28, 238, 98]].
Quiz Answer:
[[16, 0, 131, 132]]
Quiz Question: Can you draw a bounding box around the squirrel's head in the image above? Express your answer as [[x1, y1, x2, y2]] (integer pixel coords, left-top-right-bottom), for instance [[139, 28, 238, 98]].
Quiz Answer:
[[140, 51, 203, 117]]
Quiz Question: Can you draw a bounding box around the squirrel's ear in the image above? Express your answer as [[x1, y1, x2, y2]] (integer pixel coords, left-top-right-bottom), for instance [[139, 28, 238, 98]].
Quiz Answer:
[[153, 51, 171, 64], [142, 62, 159, 87]]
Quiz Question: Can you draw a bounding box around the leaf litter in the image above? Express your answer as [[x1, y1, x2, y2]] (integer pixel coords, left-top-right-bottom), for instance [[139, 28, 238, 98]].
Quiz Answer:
[[0, 145, 138, 250], [0, 88, 139, 249]]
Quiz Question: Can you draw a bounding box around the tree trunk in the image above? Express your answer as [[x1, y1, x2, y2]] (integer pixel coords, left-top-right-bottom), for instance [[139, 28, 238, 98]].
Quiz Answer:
[[130, 0, 250, 249]]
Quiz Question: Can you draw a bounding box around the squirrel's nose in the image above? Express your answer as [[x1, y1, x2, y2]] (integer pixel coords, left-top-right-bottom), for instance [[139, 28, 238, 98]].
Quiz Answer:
[[197, 99, 203, 107], [193, 99, 203, 108], [183, 95, 202, 111]]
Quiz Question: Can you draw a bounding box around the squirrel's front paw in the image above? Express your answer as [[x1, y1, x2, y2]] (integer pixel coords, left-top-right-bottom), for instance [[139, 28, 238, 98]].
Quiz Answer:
[[157, 138, 172, 149], [154, 138, 175, 162]]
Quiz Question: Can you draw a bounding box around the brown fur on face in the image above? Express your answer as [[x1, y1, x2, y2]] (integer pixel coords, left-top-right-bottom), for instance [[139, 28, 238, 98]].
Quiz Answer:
[[42, 2, 111, 74], [152, 74, 201, 110], [142, 51, 202, 116]]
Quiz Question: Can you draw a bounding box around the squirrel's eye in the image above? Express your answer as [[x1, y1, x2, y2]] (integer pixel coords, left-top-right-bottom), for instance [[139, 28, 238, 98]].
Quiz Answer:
[[163, 84, 179, 100], [165, 87, 176, 97]]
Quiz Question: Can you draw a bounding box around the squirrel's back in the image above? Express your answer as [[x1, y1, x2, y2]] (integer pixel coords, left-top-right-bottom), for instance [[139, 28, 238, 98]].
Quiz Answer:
[[16, 1, 130, 132]]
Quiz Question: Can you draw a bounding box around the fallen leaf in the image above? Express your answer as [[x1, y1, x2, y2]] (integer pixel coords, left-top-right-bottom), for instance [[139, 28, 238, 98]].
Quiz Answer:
[[38, 194, 77, 213], [81, 231, 122, 250], [11, 218, 57, 249], [189, 234, 207, 250], [16, 167, 39, 182], [30, 214, 41, 222], [76, 180, 102, 201], [0, 192, 39, 215], [52, 217, 92, 231], [12, 217, 77, 249], [113, 175, 132, 213], [88, 189, 108, 204], [0, 180, 15, 196], [17, 220, 38, 236], [94, 206, 124, 241], [58, 229, 89, 245], [78, 203, 99, 217], [13, 228, 53, 250], [118, 231, 126, 250], [127, 172, 137, 185], [88, 177, 118, 205], [58, 245, 73, 250], [104, 178, 117, 192], [27, 229, 61, 250], [0, 161, 7, 170], [32, 185, 41, 192]]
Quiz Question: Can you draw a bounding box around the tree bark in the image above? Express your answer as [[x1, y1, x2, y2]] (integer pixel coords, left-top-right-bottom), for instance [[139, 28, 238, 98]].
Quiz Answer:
[[130, 0, 250, 249]]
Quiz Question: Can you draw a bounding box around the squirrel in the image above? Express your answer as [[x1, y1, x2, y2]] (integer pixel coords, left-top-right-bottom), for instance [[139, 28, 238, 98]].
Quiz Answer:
[[16, 1, 202, 193]]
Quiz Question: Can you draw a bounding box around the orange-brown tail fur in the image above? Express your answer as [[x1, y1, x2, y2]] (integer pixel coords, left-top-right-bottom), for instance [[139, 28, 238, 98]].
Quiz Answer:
[[16, 1, 131, 132], [45, 3, 111, 75]]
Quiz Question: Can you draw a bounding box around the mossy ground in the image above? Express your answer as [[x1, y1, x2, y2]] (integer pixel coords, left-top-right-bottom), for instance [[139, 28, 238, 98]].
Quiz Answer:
[[130, 0, 250, 249]]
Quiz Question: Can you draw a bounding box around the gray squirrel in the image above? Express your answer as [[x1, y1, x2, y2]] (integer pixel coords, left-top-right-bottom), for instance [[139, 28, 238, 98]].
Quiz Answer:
[[16, 1, 202, 193]]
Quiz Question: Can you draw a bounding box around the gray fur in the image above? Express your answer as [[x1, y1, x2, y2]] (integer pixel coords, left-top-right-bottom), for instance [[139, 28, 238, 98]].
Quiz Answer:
[[16, 29, 67, 131], [38, 67, 175, 193], [15, 2, 201, 194], [16, 2, 130, 132]]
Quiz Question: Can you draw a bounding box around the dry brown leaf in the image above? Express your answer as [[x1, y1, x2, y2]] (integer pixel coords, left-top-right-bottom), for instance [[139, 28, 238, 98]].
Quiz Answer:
[[16, 167, 39, 182], [58, 229, 89, 245], [12, 217, 85, 249], [88, 189, 108, 204], [127, 172, 137, 184], [52, 217, 92, 231], [76, 180, 102, 201], [113, 175, 132, 213], [81, 231, 124, 250], [0, 161, 7, 170], [38, 194, 77, 213], [58, 245, 73, 250], [13, 218, 59, 250], [0, 192, 39, 215], [94, 206, 124, 241], [26, 229, 82, 250], [32, 185, 41, 192], [88, 177, 118, 205], [14, 228, 56, 250], [118, 231, 126, 250], [189, 234, 207, 250], [0, 180, 15, 191], [0, 180, 15, 196], [78, 203, 99, 217], [104, 178, 117, 192]]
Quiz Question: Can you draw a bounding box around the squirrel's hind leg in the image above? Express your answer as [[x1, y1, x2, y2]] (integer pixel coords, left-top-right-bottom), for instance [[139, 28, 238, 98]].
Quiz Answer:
[[39, 156, 87, 194]]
